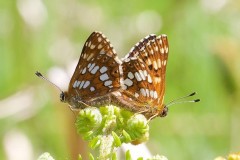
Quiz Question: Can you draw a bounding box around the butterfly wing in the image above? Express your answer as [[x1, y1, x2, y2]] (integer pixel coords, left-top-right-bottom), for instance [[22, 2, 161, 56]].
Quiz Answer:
[[113, 34, 169, 115], [68, 32, 122, 101]]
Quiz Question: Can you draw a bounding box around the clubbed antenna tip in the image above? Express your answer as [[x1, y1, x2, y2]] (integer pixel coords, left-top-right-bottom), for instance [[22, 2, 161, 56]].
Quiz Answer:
[[189, 92, 196, 96], [35, 71, 43, 77], [35, 71, 63, 93], [194, 99, 200, 102]]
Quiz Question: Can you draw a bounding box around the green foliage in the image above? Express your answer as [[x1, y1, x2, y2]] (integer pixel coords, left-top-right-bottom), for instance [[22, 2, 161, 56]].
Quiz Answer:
[[75, 105, 149, 159]]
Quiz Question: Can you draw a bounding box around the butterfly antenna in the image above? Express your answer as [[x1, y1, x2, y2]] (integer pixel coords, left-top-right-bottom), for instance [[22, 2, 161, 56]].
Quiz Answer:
[[166, 92, 200, 107], [35, 71, 64, 94]]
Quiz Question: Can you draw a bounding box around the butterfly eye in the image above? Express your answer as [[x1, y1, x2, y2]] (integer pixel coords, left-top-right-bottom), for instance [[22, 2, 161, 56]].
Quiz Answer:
[[60, 92, 66, 102], [159, 106, 168, 117]]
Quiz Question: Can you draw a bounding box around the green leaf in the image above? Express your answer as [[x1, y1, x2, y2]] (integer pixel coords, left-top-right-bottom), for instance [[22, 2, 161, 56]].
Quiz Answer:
[[126, 150, 132, 160], [122, 130, 132, 143], [112, 131, 122, 147], [89, 136, 101, 149], [112, 152, 117, 160], [89, 153, 95, 160]]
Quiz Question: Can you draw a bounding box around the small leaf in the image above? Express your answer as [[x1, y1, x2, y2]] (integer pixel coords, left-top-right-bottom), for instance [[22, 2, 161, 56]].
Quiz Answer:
[[112, 131, 122, 147], [89, 136, 101, 149], [122, 130, 132, 143], [112, 152, 117, 160], [126, 150, 132, 160], [83, 131, 94, 140], [89, 153, 95, 160]]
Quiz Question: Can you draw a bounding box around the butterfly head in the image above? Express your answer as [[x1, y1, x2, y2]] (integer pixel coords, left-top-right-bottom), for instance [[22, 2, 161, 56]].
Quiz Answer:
[[159, 105, 168, 117], [60, 91, 68, 102]]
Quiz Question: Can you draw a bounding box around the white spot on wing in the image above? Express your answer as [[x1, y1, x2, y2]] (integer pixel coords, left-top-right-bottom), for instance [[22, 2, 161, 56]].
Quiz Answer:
[[124, 78, 133, 86], [150, 90, 154, 98], [148, 74, 152, 83], [81, 67, 87, 74], [87, 53, 94, 61], [100, 73, 109, 81], [128, 72, 134, 79], [147, 58, 152, 65], [88, 41, 91, 47], [153, 60, 158, 70], [157, 59, 161, 68], [160, 48, 164, 54], [90, 44, 95, 49], [150, 48, 154, 55], [135, 92, 139, 98], [79, 81, 85, 89], [76, 81, 81, 88], [73, 81, 78, 88], [98, 37, 102, 42], [87, 63, 91, 68], [140, 88, 146, 97], [155, 77, 161, 83], [88, 63, 96, 72], [154, 91, 158, 99], [112, 91, 122, 96], [163, 60, 167, 66], [100, 66, 108, 73], [90, 87, 95, 91], [98, 44, 103, 49], [124, 58, 130, 62], [83, 81, 90, 88], [143, 70, 148, 77], [165, 47, 169, 53], [146, 89, 150, 97], [91, 66, 99, 74], [139, 70, 146, 80], [104, 80, 112, 86], [135, 72, 142, 81], [122, 84, 127, 90]]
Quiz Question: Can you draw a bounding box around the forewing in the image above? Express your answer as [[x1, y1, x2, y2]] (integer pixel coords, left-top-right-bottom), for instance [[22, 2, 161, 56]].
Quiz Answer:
[[68, 31, 122, 100]]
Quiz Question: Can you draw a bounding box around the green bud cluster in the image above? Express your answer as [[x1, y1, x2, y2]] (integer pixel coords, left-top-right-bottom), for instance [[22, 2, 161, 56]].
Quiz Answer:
[[75, 105, 149, 159]]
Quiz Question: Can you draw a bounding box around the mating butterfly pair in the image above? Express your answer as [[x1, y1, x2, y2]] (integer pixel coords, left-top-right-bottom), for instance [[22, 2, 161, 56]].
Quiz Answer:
[[36, 31, 198, 119]]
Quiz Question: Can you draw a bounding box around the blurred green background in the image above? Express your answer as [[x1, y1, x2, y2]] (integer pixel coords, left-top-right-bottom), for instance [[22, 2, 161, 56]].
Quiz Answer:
[[0, 0, 240, 159]]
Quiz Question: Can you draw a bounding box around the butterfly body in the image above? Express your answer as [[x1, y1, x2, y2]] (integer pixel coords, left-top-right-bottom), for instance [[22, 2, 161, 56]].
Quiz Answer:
[[61, 31, 169, 119]]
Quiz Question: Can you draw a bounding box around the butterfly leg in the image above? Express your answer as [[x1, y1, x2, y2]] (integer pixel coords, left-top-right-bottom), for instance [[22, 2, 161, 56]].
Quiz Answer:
[[134, 109, 148, 115], [147, 114, 158, 122], [77, 100, 92, 108]]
